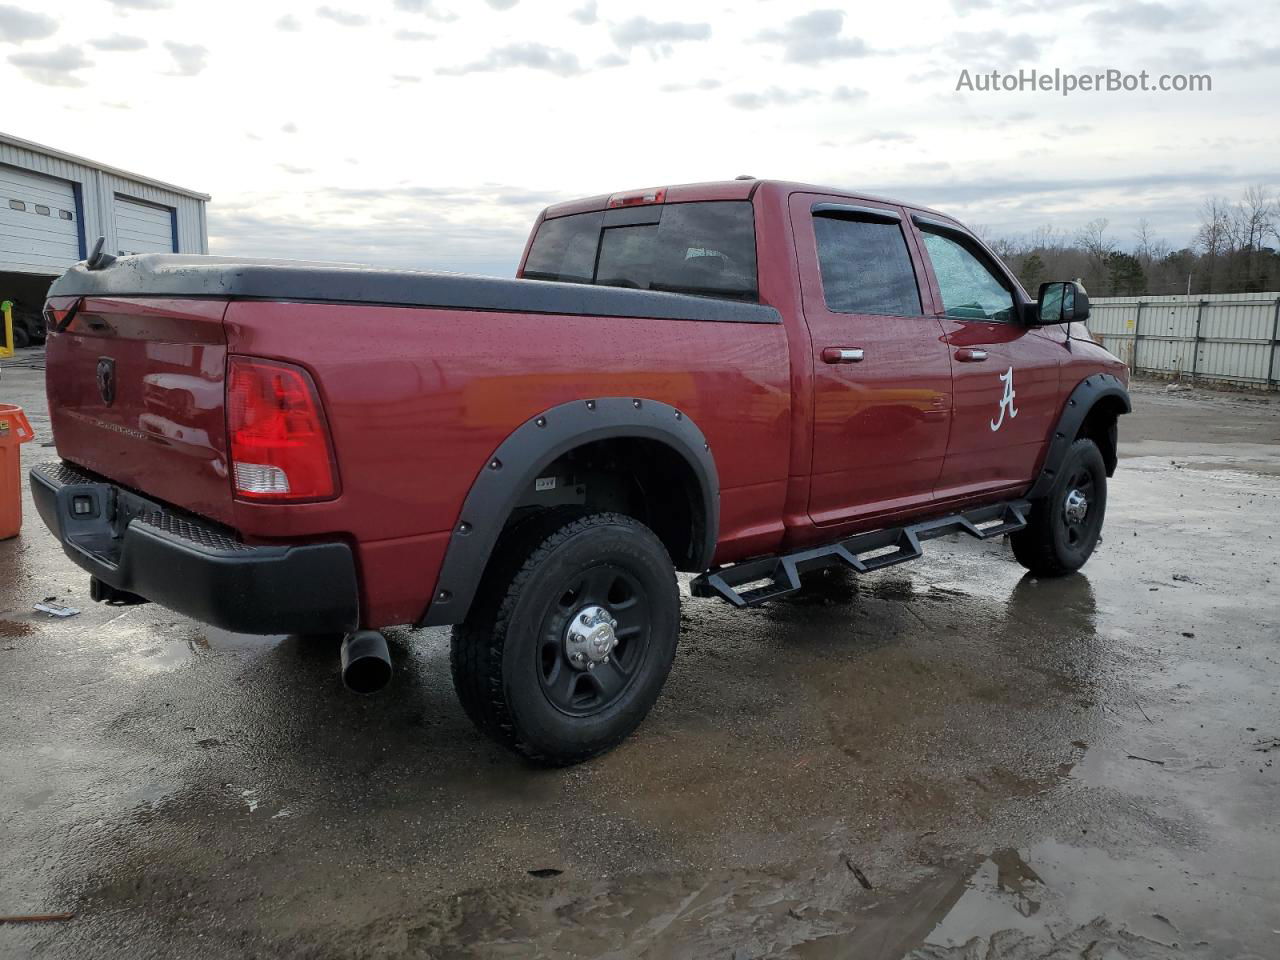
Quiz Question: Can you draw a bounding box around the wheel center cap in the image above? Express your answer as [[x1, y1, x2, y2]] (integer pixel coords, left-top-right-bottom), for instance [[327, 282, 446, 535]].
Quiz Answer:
[[1064, 489, 1089, 524], [565, 605, 618, 670]]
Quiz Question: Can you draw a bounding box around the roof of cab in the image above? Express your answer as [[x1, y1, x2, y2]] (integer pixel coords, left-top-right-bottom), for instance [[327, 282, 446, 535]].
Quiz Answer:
[[540, 179, 958, 224]]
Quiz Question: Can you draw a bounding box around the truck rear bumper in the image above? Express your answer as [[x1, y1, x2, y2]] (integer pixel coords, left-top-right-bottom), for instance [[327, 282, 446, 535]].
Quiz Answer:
[[30, 461, 360, 635]]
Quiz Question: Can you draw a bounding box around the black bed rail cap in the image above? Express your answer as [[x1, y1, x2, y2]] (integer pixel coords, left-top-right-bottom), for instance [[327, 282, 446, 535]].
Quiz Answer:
[[48, 253, 781, 325]]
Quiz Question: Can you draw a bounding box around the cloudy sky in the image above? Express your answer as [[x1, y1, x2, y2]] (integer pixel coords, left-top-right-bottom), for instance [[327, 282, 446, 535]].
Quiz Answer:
[[2, 0, 1277, 274]]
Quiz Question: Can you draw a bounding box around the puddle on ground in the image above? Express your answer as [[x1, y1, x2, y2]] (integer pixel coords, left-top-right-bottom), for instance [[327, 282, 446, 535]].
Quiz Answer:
[[199, 627, 289, 653], [131, 628, 288, 672], [911, 841, 1232, 958], [390, 841, 1225, 960]]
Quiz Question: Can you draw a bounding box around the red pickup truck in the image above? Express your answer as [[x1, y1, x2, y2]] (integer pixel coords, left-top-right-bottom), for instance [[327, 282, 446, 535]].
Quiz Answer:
[[32, 179, 1130, 764]]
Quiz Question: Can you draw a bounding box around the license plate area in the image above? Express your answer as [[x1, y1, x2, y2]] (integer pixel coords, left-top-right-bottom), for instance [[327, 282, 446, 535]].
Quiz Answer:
[[56, 482, 156, 567]]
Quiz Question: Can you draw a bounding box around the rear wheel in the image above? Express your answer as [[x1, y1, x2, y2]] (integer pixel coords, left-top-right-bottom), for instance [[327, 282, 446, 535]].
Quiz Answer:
[[451, 511, 679, 766], [1012, 438, 1107, 576]]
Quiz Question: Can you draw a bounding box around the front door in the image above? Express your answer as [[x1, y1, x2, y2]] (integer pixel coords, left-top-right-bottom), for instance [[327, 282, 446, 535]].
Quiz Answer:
[[790, 194, 954, 529], [911, 218, 1064, 499]]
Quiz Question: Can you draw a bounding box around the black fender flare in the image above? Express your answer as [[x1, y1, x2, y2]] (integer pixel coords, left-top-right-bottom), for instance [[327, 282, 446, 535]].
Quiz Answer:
[[419, 397, 719, 627], [1026, 373, 1131, 501]]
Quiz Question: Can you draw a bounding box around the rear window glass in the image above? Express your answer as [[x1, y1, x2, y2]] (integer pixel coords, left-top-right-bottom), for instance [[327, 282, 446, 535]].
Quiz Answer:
[[814, 214, 922, 316], [524, 201, 758, 302]]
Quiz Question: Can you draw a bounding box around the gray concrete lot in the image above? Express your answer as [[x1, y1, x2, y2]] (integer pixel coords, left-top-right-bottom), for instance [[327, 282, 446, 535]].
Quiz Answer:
[[1, 353, 1278, 959]]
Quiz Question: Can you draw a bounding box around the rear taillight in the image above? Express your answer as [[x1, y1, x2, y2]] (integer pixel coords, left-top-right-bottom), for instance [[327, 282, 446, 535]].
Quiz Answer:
[[226, 356, 338, 501]]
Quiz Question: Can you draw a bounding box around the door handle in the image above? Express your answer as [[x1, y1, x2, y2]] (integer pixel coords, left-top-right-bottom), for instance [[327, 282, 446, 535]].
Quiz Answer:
[[955, 348, 988, 362], [822, 347, 865, 364]]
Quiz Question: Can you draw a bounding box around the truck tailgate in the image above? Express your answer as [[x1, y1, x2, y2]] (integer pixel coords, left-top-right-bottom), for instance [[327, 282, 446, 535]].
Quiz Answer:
[[45, 296, 235, 526]]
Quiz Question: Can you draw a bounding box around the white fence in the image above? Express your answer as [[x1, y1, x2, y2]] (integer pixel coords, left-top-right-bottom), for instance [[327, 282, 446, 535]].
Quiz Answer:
[[1088, 291, 1280, 390]]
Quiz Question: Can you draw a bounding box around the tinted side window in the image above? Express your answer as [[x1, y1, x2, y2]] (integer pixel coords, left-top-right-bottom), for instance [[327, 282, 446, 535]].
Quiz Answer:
[[523, 201, 758, 301], [813, 215, 922, 315], [921, 230, 1015, 322], [522, 211, 603, 284]]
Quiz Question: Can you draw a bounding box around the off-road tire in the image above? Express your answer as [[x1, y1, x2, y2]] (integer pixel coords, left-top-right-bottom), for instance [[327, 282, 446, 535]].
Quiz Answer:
[[1012, 438, 1107, 576], [450, 511, 679, 766]]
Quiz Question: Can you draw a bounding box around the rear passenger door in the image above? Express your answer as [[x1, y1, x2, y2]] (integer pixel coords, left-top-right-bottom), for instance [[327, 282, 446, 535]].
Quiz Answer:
[[910, 215, 1064, 498], [790, 194, 954, 529]]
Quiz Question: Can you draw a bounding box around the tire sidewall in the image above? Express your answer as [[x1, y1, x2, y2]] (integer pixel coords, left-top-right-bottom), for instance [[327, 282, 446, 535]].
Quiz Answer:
[[1048, 441, 1107, 569], [501, 519, 678, 757]]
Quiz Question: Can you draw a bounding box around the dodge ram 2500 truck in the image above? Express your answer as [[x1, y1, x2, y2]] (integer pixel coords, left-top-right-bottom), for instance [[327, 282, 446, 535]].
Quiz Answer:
[[31, 179, 1130, 765]]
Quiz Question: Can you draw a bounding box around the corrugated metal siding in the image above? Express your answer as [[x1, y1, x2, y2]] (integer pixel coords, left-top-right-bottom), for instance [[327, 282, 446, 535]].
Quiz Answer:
[[0, 164, 81, 271], [0, 135, 207, 277], [99, 172, 205, 255], [1089, 292, 1280, 389], [114, 196, 175, 255]]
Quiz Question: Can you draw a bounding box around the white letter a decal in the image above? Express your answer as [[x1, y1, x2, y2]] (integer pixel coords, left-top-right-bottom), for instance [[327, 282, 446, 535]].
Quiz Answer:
[[991, 366, 1018, 432]]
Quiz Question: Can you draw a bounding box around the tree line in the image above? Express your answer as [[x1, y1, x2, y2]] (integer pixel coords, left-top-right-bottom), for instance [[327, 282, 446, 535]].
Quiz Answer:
[[979, 185, 1280, 298]]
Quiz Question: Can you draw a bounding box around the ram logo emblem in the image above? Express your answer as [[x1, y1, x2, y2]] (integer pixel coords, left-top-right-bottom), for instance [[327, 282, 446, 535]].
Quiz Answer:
[[96, 357, 116, 407]]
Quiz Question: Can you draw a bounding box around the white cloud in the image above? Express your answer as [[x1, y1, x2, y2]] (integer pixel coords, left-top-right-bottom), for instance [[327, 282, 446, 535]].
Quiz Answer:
[[755, 10, 868, 64], [0, 4, 57, 43], [947, 29, 1041, 65], [438, 42, 581, 77], [727, 86, 818, 110], [316, 6, 368, 27], [610, 17, 711, 50], [9, 44, 92, 86], [91, 33, 148, 51], [163, 40, 207, 75], [393, 0, 456, 21]]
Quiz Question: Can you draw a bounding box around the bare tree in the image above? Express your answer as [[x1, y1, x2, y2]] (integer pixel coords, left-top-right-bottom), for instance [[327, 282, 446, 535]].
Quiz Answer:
[[1224, 186, 1277, 290], [1134, 219, 1156, 262], [1196, 198, 1232, 293], [1233, 185, 1274, 251], [1075, 218, 1114, 290]]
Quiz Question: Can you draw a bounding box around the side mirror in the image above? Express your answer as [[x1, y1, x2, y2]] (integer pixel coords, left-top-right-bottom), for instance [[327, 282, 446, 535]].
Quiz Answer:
[[1035, 280, 1090, 325]]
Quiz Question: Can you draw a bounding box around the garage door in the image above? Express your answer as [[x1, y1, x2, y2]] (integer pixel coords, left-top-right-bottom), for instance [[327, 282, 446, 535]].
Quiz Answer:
[[0, 164, 82, 275], [115, 196, 175, 255]]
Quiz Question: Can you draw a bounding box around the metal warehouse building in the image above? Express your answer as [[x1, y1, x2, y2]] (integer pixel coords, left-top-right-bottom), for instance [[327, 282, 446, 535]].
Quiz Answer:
[[1, 131, 208, 346]]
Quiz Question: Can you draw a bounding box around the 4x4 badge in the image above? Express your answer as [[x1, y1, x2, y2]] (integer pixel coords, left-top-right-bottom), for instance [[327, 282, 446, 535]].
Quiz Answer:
[[96, 357, 116, 406], [990, 365, 1018, 432]]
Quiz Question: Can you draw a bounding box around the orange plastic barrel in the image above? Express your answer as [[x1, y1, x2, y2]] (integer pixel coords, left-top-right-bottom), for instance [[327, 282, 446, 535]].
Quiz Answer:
[[0, 404, 35, 540]]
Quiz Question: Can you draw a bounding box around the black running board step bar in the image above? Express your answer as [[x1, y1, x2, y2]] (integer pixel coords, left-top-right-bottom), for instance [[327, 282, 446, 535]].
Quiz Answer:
[[691, 500, 1030, 608]]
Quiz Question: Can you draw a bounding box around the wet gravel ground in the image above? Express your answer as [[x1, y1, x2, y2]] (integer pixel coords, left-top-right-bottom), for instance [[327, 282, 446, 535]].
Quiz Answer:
[[1, 358, 1278, 959]]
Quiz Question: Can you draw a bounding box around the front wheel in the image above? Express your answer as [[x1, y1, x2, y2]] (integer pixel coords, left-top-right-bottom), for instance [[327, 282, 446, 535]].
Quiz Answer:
[[450, 511, 679, 766], [1011, 438, 1108, 576]]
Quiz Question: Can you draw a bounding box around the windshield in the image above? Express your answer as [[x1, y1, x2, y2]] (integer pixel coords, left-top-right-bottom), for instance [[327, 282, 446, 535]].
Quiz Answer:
[[523, 200, 759, 302]]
